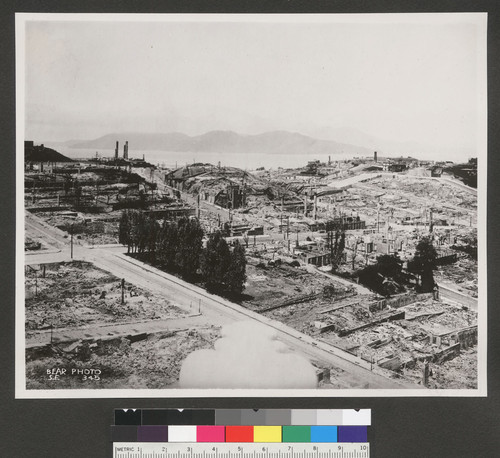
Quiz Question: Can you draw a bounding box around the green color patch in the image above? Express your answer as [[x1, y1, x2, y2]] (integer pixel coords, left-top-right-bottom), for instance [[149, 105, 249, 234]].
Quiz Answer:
[[282, 426, 311, 443]]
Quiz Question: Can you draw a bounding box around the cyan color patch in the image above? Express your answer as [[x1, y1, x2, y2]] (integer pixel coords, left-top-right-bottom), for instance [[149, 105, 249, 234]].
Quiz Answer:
[[310, 426, 338, 442]]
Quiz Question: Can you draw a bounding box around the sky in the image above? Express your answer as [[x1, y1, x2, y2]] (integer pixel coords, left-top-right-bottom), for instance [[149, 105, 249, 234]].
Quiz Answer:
[[22, 14, 486, 157]]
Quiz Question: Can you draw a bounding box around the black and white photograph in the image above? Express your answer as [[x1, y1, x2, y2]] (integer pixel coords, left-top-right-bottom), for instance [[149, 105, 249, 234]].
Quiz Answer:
[[16, 13, 487, 397]]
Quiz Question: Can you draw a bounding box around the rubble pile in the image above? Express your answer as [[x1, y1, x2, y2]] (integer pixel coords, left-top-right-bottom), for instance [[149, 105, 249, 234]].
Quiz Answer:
[[25, 261, 187, 332], [26, 327, 221, 389], [243, 260, 349, 312], [34, 210, 120, 245], [435, 257, 478, 297], [315, 295, 477, 387]]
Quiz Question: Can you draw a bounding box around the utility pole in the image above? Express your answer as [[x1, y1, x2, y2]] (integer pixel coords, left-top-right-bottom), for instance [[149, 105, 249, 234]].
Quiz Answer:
[[422, 361, 430, 387], [376, 203, 380, 233], [70, 226, 74, 259], [121, 278, 125, 305]]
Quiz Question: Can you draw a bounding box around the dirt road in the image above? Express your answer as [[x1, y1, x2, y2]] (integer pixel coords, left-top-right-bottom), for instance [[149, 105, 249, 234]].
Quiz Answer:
[[437, 283, 478, 311]]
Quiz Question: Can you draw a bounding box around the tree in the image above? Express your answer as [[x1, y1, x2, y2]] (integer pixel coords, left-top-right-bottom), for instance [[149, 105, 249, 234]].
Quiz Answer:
[[156, 221, 179, 270], [377, 254, 403, 279], [226, 240, 247, 294], [144, 214, 159, 261], [408, 236, 438, 292], [119, 210, 131, 253], [327, 221, 345, 272], [357, 254, 404, 297], [74, 182, 82, 209], [351, 237, 360, 269], [138, 189, 147, 209], [200, 231, 231, 292], [358, 265, 385, 295], [63, 177, 71, 196], [128, 210, 144, 253], [175, 217, 204, 279], [118, 210, 158, 255]]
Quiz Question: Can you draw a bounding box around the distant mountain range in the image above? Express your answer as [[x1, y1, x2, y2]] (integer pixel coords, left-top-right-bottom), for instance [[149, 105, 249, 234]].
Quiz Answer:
[[66, 130, 373, 157]]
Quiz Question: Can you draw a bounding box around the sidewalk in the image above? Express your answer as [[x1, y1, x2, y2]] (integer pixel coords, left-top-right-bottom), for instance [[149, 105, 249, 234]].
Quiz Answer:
[[27, 314, 208, 348]]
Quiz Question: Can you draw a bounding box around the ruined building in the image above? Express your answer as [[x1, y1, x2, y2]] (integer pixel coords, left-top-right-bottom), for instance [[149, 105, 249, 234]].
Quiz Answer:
[[164, 164, 266, 210]]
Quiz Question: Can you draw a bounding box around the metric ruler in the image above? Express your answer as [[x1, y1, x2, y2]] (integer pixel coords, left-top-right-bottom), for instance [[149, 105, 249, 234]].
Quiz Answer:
[[112, 442, 370, 458]]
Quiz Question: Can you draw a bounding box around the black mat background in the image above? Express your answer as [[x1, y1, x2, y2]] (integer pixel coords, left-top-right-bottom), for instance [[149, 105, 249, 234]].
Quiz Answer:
[[1, 2, 499, 457]]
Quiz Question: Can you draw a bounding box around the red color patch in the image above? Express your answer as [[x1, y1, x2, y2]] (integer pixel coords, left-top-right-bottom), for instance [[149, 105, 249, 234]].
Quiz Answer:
[[225, 426, 254, 442]]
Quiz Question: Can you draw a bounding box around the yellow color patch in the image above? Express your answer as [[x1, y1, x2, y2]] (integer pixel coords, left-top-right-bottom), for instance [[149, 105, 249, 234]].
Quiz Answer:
[[253, 426, 282, 443]]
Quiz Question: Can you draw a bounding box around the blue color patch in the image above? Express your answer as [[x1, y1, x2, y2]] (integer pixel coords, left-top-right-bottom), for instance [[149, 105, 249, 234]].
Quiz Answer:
[[310, 426, 338, 442]]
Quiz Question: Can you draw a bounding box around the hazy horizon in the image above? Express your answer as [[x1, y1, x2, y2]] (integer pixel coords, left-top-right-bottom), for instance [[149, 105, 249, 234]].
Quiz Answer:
[[21, 14, 486, 161]]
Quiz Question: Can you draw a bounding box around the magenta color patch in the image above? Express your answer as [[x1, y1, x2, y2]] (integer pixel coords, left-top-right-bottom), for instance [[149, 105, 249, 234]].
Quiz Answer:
[[196, 425, 225, 442]]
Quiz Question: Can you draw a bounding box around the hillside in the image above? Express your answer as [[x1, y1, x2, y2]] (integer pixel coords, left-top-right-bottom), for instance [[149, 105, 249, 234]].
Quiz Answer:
[[25, 145, 73, 163], [68, 130, 372, 156]]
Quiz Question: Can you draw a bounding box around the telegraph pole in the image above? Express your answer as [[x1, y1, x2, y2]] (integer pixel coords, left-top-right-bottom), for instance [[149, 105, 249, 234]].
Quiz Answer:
[[70, 226, 74, 259], [376, 203, 380, 233]]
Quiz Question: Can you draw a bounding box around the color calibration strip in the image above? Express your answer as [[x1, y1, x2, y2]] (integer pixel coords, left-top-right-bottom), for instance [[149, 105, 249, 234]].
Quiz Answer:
[[112, 409, 370, 443]]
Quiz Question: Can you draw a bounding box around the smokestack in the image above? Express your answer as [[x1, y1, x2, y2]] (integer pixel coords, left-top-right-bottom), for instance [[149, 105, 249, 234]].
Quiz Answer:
[[115, 141, 119, 159], [374, 151, 378, 162], [124, 141, 129, 160]]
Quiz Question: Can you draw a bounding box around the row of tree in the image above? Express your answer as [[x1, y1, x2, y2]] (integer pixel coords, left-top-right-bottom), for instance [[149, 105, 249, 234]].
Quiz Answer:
[[118, 210, 246, 295]]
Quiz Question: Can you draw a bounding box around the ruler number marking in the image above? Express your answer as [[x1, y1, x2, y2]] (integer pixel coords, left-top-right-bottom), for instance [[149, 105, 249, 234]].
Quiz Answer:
[[114, 444, 369, 458]]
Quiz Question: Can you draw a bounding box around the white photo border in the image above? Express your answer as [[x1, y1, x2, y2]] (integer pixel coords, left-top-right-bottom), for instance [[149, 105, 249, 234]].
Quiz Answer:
[[15, 12, 488, 398]]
